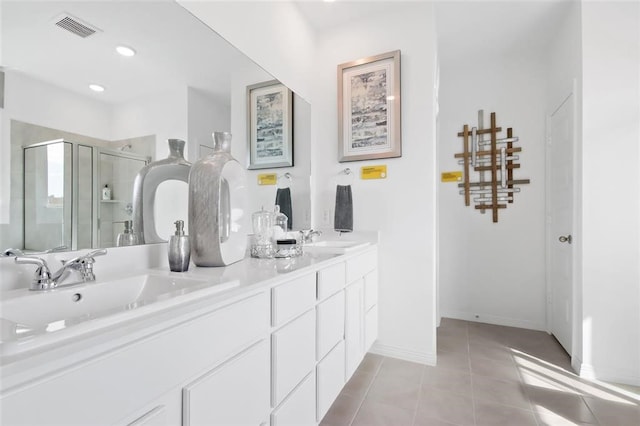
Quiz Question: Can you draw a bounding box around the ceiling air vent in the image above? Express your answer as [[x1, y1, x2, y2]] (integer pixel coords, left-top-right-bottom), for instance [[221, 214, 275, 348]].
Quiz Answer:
[[53, 13, 100, 38]]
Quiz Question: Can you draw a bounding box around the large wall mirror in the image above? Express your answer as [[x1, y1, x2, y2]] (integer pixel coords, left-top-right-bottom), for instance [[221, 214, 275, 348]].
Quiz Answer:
[[0, 0, 311, 254]]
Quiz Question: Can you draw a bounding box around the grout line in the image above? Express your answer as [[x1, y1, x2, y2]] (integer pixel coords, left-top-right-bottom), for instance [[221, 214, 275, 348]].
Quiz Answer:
[[409, 363, 427, 426], [346, 356, 383, 426]]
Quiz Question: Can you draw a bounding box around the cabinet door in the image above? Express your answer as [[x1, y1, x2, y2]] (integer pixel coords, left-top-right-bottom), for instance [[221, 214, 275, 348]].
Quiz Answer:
[[272, 309, 316, 407], [345, 279, 364, 380], [365, 305, 379, 351], [316, 290, 345, 360], [364, 269, 378, 311], [183, 339, 270, 426], [271, 373, 316, 426], [316, 340, 346, 422]]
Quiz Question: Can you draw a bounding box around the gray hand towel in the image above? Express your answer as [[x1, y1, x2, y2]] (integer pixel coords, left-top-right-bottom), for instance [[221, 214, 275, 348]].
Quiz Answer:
[[275, 187, 293, 230], [334, 185, 353, 232]]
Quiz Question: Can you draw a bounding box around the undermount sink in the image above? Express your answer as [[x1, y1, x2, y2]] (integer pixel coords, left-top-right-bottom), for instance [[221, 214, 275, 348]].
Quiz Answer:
[[0, 273, 238, 357], [304, 240, 370, 253]]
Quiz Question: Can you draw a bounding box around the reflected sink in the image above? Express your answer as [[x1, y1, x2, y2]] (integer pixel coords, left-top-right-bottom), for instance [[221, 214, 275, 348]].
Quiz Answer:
[[304, 240, 370, 253], [0, 273, 238, 357]]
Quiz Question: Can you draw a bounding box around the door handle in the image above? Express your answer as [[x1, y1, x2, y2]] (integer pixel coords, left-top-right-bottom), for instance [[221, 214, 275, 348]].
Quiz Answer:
[[558, 235, 572, 244]]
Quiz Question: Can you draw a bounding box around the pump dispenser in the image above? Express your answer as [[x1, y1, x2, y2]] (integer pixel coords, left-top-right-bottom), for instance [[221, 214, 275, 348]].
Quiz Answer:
[[116, 220, 139, 247], [168, 220, 190, 272]]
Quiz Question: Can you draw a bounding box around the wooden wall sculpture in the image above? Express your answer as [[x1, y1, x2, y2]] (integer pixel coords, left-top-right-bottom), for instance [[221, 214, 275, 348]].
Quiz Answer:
[[455, 111, 530, 223]]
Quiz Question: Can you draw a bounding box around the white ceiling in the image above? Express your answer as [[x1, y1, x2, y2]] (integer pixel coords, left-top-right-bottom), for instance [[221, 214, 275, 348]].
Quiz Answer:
[[295, 0, 573, 64], [1, 1, 260, 105], [2, 1, 573, 106]]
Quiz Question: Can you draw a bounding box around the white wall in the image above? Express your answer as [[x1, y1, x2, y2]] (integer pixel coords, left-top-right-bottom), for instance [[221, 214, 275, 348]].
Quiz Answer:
[[313, 4, 438, 363], [438, 52, 548, 330], [580, 0, 640, 386], [177, 0, 315, 102], [187, 87, 231, 162]]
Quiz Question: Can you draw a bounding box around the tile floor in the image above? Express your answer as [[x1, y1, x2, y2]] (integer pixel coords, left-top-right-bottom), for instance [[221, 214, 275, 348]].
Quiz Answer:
[[320, 319, 640, 426]]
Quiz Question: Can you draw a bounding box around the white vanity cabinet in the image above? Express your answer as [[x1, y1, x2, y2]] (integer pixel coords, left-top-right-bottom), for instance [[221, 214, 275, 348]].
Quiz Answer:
[[1, 245, 379, 426]]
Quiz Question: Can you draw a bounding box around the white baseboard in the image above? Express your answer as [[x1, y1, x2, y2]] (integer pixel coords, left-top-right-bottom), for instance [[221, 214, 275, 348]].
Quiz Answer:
[[579, 362, 640, 387], [369, 342, 436, 366], [441, 310, 546, 331]]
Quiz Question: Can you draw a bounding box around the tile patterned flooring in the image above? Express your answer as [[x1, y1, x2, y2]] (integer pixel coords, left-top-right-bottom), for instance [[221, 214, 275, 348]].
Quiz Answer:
[[320, 319, 640, 426]]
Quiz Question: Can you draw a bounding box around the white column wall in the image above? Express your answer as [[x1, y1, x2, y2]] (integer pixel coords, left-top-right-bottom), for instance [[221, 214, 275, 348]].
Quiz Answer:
[[312, 4, 438, 363], [580, 0, 640, 386]]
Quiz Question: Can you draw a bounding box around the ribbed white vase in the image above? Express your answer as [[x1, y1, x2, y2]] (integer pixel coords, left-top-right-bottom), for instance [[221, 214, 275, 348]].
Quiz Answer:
[[188, 132, 247, 266]]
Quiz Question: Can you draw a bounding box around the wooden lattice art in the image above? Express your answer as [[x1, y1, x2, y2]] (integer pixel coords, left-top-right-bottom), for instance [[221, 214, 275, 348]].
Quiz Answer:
[[455, 111, 530, 223]]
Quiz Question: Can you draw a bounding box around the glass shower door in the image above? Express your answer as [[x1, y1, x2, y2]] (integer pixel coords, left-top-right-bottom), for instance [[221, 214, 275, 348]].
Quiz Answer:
[[23, 141, 72, 252]]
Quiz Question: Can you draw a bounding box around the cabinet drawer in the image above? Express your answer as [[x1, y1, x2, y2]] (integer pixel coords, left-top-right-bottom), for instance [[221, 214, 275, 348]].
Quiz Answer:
[[365, 305, 378, 351], [183, 339, 271, 426], [364, 269, 378, 311], [271, 372, 316, 426], [316, 340, 346, 422], [346, 249, 377, 284], [316, 291, 345, 360], [272, 309, 316, 407], [272, 273, 316, 327], [316, 262, 346, 301]]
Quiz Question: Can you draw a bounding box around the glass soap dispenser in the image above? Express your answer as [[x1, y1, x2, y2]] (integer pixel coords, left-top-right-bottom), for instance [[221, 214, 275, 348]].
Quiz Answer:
[[116, 220, 139, 247], [273, 205, 288, 240], [168, 220, 190, 272]]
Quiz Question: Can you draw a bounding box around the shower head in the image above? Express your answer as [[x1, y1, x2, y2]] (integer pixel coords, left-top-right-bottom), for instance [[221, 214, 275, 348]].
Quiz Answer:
[[119, 143, 132, 151]]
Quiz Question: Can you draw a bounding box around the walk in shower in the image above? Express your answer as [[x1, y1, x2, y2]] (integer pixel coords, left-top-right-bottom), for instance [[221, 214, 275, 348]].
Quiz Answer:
[[23, 139, 149, 251]]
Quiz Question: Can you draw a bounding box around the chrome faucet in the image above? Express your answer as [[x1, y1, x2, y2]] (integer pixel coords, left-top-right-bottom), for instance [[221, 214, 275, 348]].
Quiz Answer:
[[299, 229, 322, 243], [15, 249, 107, 291]]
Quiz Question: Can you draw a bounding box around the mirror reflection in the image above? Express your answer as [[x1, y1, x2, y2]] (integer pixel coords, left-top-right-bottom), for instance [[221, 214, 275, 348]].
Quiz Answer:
[[0, 0, 311, 253]]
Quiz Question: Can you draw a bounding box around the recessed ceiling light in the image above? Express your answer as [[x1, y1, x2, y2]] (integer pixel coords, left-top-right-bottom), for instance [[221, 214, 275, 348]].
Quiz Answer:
[[89, 84, 105, 92], [116, 45, 136, 57]]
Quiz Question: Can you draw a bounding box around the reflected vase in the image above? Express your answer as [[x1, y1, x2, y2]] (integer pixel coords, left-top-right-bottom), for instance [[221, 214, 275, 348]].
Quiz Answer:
[[188, 132, 247, 266], [132, 139, 191, 244]]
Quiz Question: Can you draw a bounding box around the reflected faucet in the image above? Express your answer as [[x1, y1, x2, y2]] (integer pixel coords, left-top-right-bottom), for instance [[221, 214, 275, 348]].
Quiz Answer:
[[299, 229, 322, 243], [2, 248, 24, 257], [15, 249, 107, 291], [2, 245, 67, 257]]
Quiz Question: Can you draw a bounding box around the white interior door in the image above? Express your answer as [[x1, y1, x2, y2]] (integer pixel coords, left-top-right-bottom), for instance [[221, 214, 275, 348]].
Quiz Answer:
[[548, 93, 575, 355]]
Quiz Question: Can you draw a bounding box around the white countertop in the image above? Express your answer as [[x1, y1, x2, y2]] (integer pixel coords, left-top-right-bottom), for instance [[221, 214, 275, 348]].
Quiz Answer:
[[0, 237, 377, 393]]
